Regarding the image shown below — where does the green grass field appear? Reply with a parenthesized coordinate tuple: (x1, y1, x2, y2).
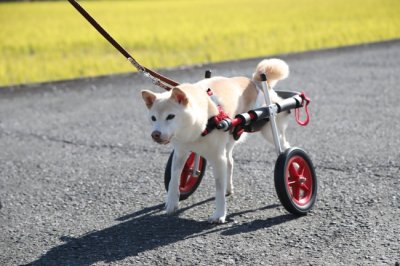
(1, 0, 400, 86)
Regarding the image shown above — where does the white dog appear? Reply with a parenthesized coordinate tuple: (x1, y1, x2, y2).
(141, 59, 290, 223)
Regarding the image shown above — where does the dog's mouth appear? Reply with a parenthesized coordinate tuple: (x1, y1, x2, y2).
(153, 139, 170, 145)
(152, 135, 172, 145)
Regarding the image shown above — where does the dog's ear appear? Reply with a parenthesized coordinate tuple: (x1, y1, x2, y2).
(171, 87, 188, 106)
(141, 90, 157, 109)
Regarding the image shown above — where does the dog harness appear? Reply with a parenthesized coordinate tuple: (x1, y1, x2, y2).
(201, 88, 230, 137)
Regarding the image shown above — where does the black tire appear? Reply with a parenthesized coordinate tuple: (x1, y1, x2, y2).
(164, 151, 207, 201)
(274, 147, 317, 215)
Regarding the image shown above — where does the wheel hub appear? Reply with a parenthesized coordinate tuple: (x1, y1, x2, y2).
(286, 155, 313, 206)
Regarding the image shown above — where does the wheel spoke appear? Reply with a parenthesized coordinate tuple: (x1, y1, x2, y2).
(180, 155, 195, 189)
(289, 163, 299, 178)
(180, 174, 188, 188)
(297, 162, 305, 177)
(292, 184, 301, 200)
(301, 183, 310, 193)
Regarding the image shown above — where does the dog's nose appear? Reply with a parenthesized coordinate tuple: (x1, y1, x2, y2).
(151, 130, 162, 140)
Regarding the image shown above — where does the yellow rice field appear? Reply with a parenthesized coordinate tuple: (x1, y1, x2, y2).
(0, 0, 399, 86)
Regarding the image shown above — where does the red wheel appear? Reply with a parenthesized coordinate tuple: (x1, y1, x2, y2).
(164, 151, 207, 201)
(274, 147, 317, 215)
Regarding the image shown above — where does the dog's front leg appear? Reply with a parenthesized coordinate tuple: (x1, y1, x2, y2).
(209, 155, 228, 224)
(165, 150, 187, 215)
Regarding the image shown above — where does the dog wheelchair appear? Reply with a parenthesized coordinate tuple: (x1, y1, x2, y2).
(164, 71, 317, 215)
(67, 0, 317, 216)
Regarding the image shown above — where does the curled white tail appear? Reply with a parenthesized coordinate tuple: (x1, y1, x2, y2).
(252, 58, 289, 88)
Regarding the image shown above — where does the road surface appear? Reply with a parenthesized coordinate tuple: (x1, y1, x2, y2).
(1, 40, 399, 265)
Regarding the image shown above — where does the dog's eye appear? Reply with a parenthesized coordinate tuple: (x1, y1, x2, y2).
(166, 114, 175, 121)
(151, 116, 156, 121)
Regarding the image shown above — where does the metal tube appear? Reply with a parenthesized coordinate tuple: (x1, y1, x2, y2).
(276, 95, 302, 113)
(260, 74, 283, 155)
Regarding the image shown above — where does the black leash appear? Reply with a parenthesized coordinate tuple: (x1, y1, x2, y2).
(67, 0, 179, 90)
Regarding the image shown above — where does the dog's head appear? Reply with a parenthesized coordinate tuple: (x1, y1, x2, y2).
(141, 87, 192, 145)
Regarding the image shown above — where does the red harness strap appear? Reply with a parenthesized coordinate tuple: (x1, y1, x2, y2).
(201, 89, 230, 136)
(295, 91, 311, 126)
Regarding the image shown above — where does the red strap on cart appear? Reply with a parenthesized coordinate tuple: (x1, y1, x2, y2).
(201, 89, 231, 136)
(295, 91, 311, 126)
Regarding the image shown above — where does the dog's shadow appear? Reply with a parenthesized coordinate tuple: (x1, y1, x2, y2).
(25, 199, 297, 265)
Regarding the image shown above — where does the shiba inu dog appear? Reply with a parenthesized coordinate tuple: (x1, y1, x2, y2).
(141, 59, 290, 223)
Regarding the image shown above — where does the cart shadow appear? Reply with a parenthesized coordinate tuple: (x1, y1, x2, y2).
(25, 199, 295, 266)
(222, 213, 297, 236)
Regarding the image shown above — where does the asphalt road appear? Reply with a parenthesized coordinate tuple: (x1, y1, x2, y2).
(1, 40, 399, 265)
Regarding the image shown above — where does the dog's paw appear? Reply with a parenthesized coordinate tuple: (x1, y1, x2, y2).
(165, 201, 179, 215)
(226, 184, 234, 196)
(208, 213, 226, 224)
(225, 189, 234, 197)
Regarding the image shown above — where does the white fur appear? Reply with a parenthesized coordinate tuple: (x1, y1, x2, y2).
(141, 58, 290, 223)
